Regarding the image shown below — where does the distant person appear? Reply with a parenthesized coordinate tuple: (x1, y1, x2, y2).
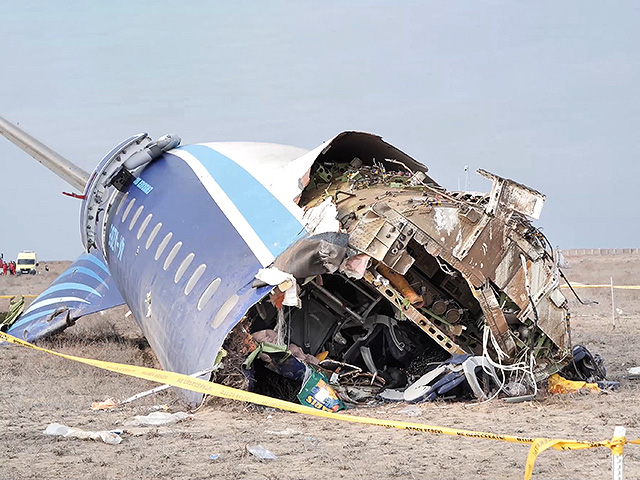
(0, 255, 4, 274)
(1, 262, 7, 276)
(9, 262, 16, 275)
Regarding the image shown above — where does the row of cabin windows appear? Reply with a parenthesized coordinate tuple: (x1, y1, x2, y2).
(117, 194, 227, 314)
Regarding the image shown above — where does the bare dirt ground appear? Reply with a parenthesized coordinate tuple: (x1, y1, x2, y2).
(1, 254, 639, 480)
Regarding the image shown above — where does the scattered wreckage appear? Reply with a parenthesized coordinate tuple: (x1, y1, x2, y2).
(217, 136, 586, 408)
(0, 116, 602, 409)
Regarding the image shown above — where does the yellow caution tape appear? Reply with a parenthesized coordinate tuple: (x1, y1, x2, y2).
(561, 284, 640, 290)
(1, 330, 637, 480)
(0, 295, 38, 299)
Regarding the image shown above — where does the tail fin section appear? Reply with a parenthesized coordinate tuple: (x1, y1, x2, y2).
(5, 250, 125, 342)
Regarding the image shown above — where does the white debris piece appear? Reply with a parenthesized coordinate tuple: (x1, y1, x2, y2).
(44, 423, 123, 445)
(125, 411, 190, 427)
(247, 445, 277, 460)
(302, 197, 340, 235)
(398, 405, 422, 417)
(255, 267, 299, 307)
(628, 367, 640, 379)
(265, 428, 302, 436)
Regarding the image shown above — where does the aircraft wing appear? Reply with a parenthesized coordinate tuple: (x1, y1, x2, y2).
(5, 250, 125, 342)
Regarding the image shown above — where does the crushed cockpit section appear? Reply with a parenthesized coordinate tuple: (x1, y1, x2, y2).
(219, 132, 576, 407)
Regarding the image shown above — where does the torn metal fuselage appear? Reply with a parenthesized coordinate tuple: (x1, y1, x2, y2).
(244, 133, 571, 398)
(2, 119, 572, 403)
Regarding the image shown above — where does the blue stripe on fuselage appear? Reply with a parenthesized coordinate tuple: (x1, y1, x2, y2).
(79, 253, 110, 275)
(56, 266, 109, 289)
(179, 145, 305, 258)
(10, 308, 59, 331)
(34, 282, 102, 300)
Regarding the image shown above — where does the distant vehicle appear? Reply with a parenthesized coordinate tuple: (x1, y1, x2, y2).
(16, 251, 37, 275)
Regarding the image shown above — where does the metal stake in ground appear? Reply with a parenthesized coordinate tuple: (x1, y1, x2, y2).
(611, 277, 616, 330)
(612, 425, 626, 480)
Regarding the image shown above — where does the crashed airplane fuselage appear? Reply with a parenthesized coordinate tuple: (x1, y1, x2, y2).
(1, 118, 570, 404)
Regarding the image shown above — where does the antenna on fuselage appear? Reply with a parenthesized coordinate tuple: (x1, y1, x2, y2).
(0, 115, 90, 192)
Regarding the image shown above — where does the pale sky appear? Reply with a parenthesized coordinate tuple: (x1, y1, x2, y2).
(1, 1, 639, 260)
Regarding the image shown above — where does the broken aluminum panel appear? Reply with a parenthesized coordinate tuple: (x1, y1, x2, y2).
(479, 169, 545, 220)
(470, 283, 516, 355)
(346, 206, 416, 275)
(362, 271, 466, 356)
(301, 152, 571, 372)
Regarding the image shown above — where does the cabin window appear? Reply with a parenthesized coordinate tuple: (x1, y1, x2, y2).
(146, 222, 162, 249)
(121, 197, 136, 222)
(155, 232, 173, 260)
(129, 205, 144, 231)
(197, 278, 221, 311)
(137, 213, 153, 240)
(115, 192, 129, 215)
(163, 241, 183, 270)
(174, 253, 195, 283)
(211, 294, 239, 328)
(185, 264, 206, 295)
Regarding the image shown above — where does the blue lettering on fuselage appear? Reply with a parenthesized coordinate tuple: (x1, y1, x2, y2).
(108, 224, 125, 260)
(133, 177, 154, 194)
